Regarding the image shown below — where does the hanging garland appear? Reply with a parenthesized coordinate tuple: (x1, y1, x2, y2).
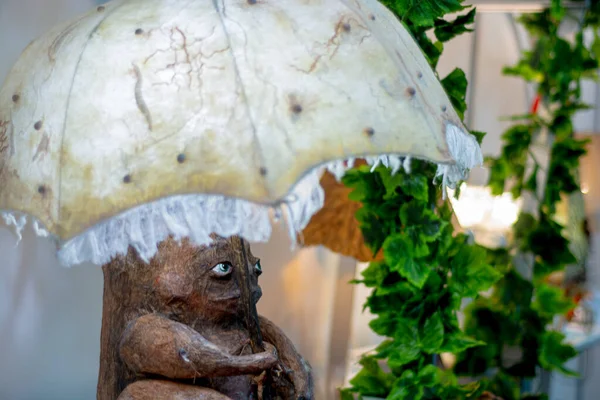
(341, 1, 501, 399)
(455, 1, 600, 399)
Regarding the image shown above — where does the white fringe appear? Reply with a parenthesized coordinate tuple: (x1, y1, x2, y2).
(435, 124, 483, 199)
(1, 141, 482, 267)
(1, 212, 27, 243)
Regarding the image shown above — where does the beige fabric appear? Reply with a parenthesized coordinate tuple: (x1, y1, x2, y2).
(0, 0, 475, 245)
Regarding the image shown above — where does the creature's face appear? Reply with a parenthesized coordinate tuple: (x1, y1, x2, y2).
(149, 236, 263, 320)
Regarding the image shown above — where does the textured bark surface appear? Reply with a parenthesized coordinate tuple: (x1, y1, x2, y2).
(97, 237, 312, 400)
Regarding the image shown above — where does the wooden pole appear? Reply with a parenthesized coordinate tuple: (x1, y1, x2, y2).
(230, 236, 273, 398)
(231, 235, 265, 352)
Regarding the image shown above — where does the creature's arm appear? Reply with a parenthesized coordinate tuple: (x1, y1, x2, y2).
(259, 315, 314, 400)
(119, 314, 277, 378)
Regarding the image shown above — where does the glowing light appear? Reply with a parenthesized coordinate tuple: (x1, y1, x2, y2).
(448, 184, 521, 244)
(581, 183, 589, 194)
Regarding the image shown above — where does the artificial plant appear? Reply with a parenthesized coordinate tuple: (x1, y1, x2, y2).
(455, 1, 600, 398)
(341, 2, 501, 399)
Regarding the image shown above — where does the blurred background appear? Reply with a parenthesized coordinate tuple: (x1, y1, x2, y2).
(1, 1, 600, 399)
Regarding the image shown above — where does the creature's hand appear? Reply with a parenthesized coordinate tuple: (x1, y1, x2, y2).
(231, 341, 278, 372)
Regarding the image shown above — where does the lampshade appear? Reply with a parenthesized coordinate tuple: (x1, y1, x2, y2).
(0, 0, 482, 266)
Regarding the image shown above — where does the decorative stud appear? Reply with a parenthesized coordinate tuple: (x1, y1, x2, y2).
(291, 104, 303, 114)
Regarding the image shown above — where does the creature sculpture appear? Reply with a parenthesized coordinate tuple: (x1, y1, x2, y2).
(97, 236, 313, 400)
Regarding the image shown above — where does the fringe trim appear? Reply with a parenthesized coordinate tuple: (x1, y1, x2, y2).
(1, 143, 482, 267)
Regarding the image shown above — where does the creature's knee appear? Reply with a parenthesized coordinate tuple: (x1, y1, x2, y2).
(117, 380, 232, 400)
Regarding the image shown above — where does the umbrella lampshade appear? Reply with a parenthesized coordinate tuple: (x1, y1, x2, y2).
(0, 0, 482, 267)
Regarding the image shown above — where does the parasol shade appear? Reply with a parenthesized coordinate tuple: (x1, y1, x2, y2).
(0, 0, 482, 266)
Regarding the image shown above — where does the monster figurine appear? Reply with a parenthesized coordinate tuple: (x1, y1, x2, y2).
(97, 236, 313, 400)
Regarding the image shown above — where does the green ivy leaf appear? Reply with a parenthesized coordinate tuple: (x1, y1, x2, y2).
(360, 261, 389, 288)
(441, 332, 486, 353)
(545, 138, 589, 213)
(418, 364, 440, 386)
(592, 32, 600, 60)
(503, 61, 545, 82)
(470, 130, 486, 145)
(377, 168, 406, 201)
(441, 68, 468, 119)
(487, 158, 508, 196)
(388, 367, 443, 399)
(398, 173, 429, 202)
(383, 342, 421, 369)
(524, 164, 539, 193)
(342, 167, 383, 203)
(522, 395, 549, 400)
(389, 370, 423, 400)
(384, 234, 432, 288)
(550, 0, 565, 20)
(450, 245, 502, 297)
(526, 214, 576, 268)
(492, 270, 534, 311)
(410, 29, 442, 68)
(369, 313, 398, 337)
(434, 8, 476, 42)
(421, 312, 445, 353)
(381, 0, 466, 27)
(400, 201, 444, 243)
(487, 372, 521, 400)
(514, 212, 537, 242)
(349, 357, 394, 397)
(539, 331, 578, 376)
(354, 208, 389, 256)
(339, 388, 355, 400)
(439, 381, 483, 399)
(375, 338, 420, 369)
(532, 284, 575, 318)
(534, 260, 565, 279)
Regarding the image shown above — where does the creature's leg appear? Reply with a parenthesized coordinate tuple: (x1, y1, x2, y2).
(119, 314, 278, 379)
(117, 380, 232, 400)
(259, 315, 314, 399)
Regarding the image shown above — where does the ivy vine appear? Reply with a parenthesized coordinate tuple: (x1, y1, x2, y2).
(341, 1, 500, 398)
(455, 1, 600, 399)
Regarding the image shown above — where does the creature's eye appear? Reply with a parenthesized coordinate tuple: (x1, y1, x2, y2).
(254, 261, 262, 276)
(211, 262, 233, 277)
